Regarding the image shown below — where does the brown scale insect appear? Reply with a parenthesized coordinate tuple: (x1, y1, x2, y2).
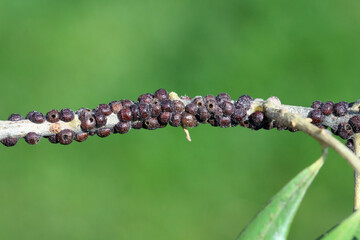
(309, 109, 324, 124)
(114, 121, 131, 134)
(46, 110, 60, 123)
(216, 93, 231, 104)
(120, 99, 134, 109)
(138, 93, 154, 104)
(80, 113, 96, 131)
(60, 108, 75, 122)
(109, 101, 123, 114)
(154, 88, 169, 101)
(150, 103, 162, 117)
(97, 128, 112, 138)
(139, 103, 151, 120)
(97, 104, 112, 116)
(118, 108, 132, 122)
(221, 101, 235, 116)
(333, 102, 348, 117)
(170, 113, 182, 127)
(48, 135, 59, 144)
(158, 112, 172, 125)
(181, 113, 197, 128)
(30, 112, 45, 124)
(205, 100, 217, 113)
(94, 112, 107, 127)
(235, 95, 253, 111)
(173, 100, 185, 113)
(8, 114, 23, 121)
(161, 100, 173, 112)
(144, 117, 160, 130)
(185, 103, 197, 115)
(75, 132, 89, 142)
(1, 137, 19, 147)
(192, 97, 205, 108)
(57, 129, 75, 145)
(25, 132, 41, 145)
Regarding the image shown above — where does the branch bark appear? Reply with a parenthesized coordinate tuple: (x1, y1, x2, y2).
(353, 134, 360, 211)
(263, 100, 360, 174)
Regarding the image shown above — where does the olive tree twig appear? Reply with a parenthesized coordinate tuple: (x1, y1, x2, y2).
(1, 92, 360, 176)
(353, 134, 360, 211)
(263, 99, 360, 174)
(0, 96, 355, 141)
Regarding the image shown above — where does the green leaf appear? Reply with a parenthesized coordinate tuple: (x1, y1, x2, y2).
(318, 210, 360, 240)
(237, 149, 327, 240)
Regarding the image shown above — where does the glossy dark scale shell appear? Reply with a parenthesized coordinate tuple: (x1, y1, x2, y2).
(46, 110, 60, 123)
(309, 109, 324, 124)
(114, 121, 131, 134)
(1, 137, 19, 147)
(60, 108, 75, 122)
(25, 132, 41, 145)
(333, 102, 348, 117)
(8, 114, 23, 121)
(235, 95, 253, 111)
(57, 129, 75, 145)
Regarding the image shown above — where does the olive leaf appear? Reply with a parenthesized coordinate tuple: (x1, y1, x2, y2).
(237, 149, 327, 240)
(317, 209, 360, 240)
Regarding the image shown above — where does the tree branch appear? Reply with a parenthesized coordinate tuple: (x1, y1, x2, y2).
(263, 100, 360, 173)
(1, 91, 359, 174)
(0, 96, 355, 140)
(353, 134, 360, 211)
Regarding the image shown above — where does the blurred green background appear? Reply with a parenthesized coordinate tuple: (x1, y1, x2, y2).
(0, 0, 359, 239)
